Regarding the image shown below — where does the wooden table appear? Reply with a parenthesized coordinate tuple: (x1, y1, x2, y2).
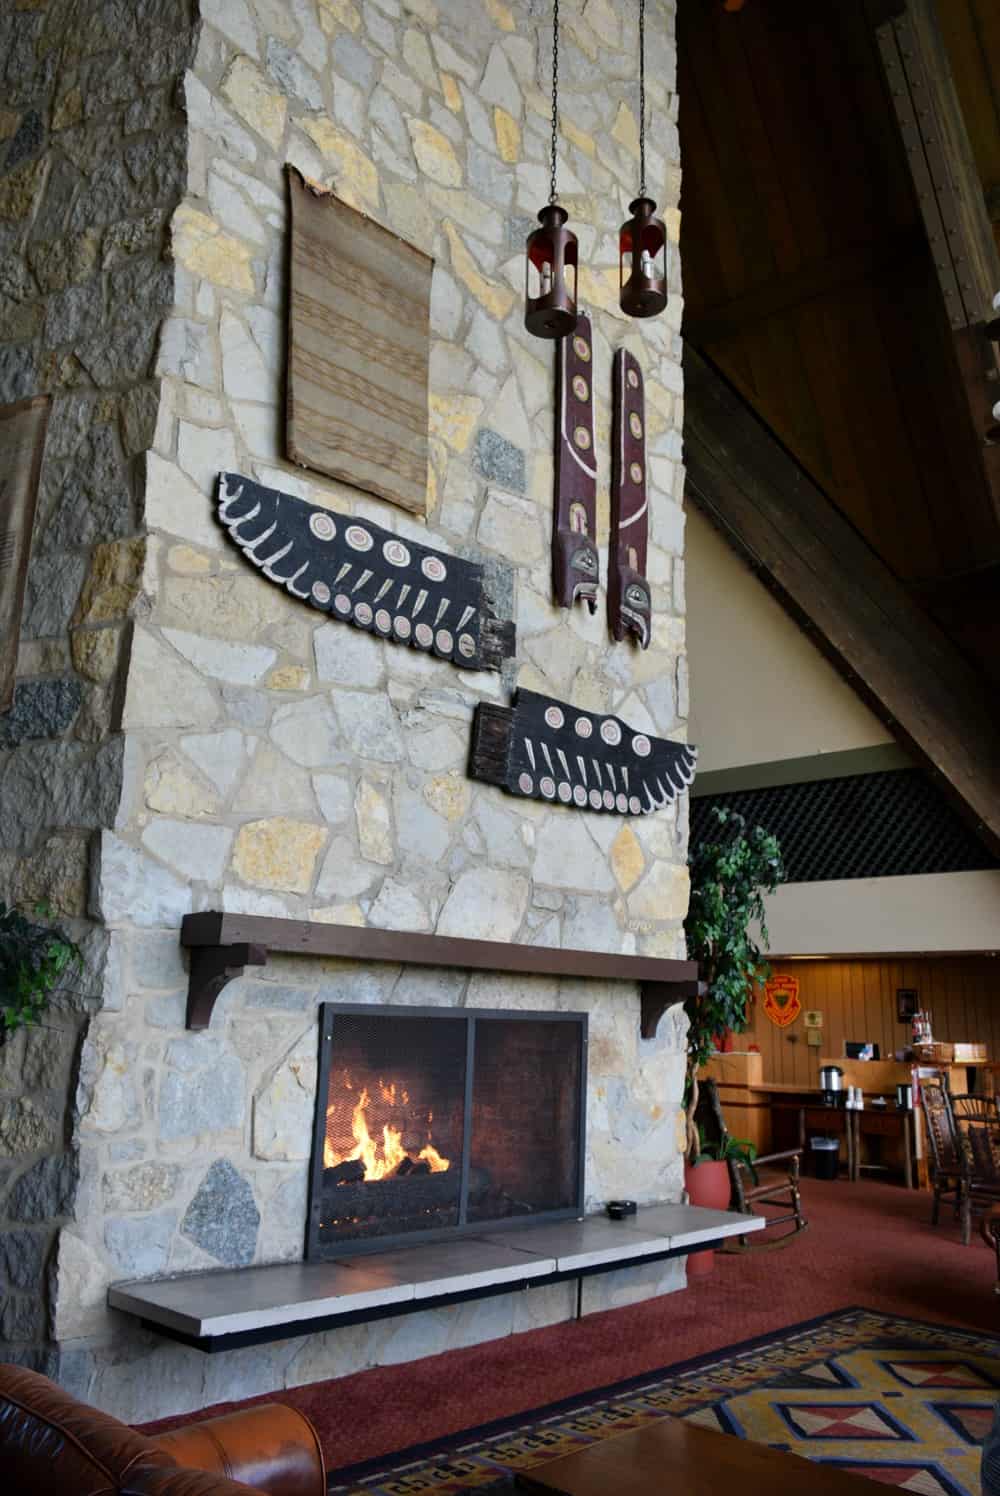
(847, 1105, 916, 1189)
(516, 1418, 876, 1494)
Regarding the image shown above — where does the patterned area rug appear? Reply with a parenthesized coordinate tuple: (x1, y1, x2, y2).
(327, 1308, 1000, 1495)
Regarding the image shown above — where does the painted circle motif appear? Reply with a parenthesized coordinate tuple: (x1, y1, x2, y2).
(573, 426, 591, 451)
(309, 511, 337, 542)
(415, 622, 434, 648)
(457, 633, 476, 658)
(600, 719, 622, 747)
(422, 555, 447, 583)
(544, 704, 565, 730)
(540, 776, 556, 799)
(311, 580, 331, 605)
(629, 461, 643, 485)
(616, 793, 629, 814)
(629, 795, 643, 816)
(393, 616, 412, 639)
(345, 524, 373, 552)
(435, 628, 453, 654)
(354, 602, 373, 626)
(334, 593, 352, 615)
(588, 788, 603, 810)
(627, 367, 639, 389)
(374, 608, 392, 633)
(573, 335, 590, 362)
(574, 716, 593, 739)
(632, 734, 652, 758)
(558, 782, 572, 803)
(383, 539, 411, 567)
(518, 772, 534, 795)
(602, 789, 615, 811)
(629, 412, 643, 440)
(572, 375, 589, 403)
(573, 785, 587, 807)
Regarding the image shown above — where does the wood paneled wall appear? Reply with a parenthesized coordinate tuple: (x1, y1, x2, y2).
(742, 956, 1000, 1087)
(938, 0, 1000, 251)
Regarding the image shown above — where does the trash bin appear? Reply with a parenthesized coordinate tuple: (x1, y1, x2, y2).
(810, 1136, 840, 1180)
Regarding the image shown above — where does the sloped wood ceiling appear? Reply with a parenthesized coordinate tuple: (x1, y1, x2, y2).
(684, 344, 1000, 857)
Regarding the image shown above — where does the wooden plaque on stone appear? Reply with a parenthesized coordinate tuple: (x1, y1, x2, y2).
(286, 167, 433, 517)
(0, 396, 50, 713)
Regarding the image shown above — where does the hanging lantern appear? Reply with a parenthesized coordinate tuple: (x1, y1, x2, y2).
(525, 0, 578, 340)
(620, 0, 668, 320)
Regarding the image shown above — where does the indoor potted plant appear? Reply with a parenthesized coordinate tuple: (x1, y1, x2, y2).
(0, 902, 83, 1040)
(682, 807, 783, 1256)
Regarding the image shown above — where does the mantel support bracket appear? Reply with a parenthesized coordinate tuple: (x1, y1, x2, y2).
(639, 980, 704, 1040)
(186, 944, 268, 1031)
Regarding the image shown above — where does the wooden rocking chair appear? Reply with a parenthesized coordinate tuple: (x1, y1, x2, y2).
(695, 1079, 808, 1250)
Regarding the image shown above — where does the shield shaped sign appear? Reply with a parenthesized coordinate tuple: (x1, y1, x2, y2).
(763, 974, 801, 1029)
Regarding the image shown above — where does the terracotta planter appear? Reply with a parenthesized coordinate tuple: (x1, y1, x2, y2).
(684, 1159, 731, 1278)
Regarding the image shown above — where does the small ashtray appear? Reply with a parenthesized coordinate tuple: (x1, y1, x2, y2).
(606, 1200, 637, 1220)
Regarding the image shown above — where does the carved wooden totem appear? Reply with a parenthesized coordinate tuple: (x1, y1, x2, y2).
(470, 689, 697, 816)
(552, 311, 599, 612)
(216, 472, 515, 672)
(609, 348, 652, 648)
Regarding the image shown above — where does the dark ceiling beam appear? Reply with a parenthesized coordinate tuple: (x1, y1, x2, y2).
(683, 342, 1000, 857)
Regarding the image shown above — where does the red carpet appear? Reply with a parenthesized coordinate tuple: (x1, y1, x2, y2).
(141, 1177, 999, 1471)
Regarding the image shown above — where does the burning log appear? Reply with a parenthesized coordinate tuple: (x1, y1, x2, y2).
(325, 1160, 365, 1187)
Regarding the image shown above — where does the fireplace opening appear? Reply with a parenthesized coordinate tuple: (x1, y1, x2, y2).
(307, 1005, 587, 1259)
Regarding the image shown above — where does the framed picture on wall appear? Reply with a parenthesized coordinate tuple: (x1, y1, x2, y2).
(897, 988, 918, 1023)
(0, 396, 50, 713)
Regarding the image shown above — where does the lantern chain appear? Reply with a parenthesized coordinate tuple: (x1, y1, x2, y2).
(639, 0, 646, 198)
(550, 0, 560, 204)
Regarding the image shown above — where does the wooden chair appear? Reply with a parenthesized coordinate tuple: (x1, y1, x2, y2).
(982, 1205, 1000, 1295)
(951, 1093, 1000, 1128)
(695, 1079, 807, 1250)
(957, 1115, 1000, 1247)
(920, 1076, 967, 1235)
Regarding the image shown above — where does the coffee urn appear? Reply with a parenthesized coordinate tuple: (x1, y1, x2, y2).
(820, 1064, 845, 1107)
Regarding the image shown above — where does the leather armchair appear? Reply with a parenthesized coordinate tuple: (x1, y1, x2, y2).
(0, 1364, 325, 1495)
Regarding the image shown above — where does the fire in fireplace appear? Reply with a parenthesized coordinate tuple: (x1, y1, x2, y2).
(307, 1005, 587, 1258)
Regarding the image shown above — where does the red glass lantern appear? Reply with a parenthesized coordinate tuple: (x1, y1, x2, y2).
(619, 196, 667, 319)
(525, 203, 578, 340)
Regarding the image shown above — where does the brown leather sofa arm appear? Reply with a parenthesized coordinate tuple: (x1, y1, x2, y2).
(0, 1364, 325, 1496)
(150, 1404, 325, 1495)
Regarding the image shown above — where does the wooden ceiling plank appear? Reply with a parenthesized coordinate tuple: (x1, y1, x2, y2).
(683, 345, 1000, 853)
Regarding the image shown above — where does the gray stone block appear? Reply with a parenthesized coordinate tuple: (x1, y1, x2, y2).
(8, 1155, 79, 1222)
(473, 428, 526, 494)
(159, 1051, 245, 1141)
(4, 109, 44, 173)
(105, 1209, 176, 1276)
(0, 740, 124, 856)
(21, 552, 88, 639)
(181, 1160, 260, 1267)
(0, 679, 83, 749)
(0, 1228, 49, 1290)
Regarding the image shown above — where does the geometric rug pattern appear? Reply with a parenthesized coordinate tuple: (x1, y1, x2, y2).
(327, 1309, 1000, 1494)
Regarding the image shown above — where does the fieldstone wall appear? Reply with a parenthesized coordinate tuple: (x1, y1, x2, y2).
(38, 0, 692, 1420)
(0, 0, 198, 1377)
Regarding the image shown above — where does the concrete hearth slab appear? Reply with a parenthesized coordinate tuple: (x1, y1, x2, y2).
(627, 1203, 766, 1249)
(478, 1216, 673, 1272)
(107, 1259, 414, 1338)
(346, 1237, 557, 1298)
(108, 1205, 764, 1344)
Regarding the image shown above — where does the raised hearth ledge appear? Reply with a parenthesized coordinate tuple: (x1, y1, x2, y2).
(179, 912, 701, 1035)
(108, 1206, 764, 1352)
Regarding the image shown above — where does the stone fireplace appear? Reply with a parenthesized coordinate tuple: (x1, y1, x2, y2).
(308, 1005, 586, 1257)
(1, 0, 692, 1430)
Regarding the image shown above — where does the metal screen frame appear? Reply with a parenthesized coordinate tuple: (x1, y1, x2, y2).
(306, 1004, 588, 1261)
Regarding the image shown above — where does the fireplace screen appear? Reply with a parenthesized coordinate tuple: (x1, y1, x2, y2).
(307, 1005, 587, 1258)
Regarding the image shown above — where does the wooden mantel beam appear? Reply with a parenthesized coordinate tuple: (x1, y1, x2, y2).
(180, 912, 700, 1036)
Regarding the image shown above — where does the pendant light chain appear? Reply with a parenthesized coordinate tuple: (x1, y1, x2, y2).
(549, 0, 560, 204)
(639, 0, 646, 197)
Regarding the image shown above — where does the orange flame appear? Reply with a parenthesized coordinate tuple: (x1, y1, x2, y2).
(324, 1084, 449, 1179)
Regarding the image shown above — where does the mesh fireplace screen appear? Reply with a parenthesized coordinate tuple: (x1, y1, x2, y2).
(307, 1005, 586, 1258)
